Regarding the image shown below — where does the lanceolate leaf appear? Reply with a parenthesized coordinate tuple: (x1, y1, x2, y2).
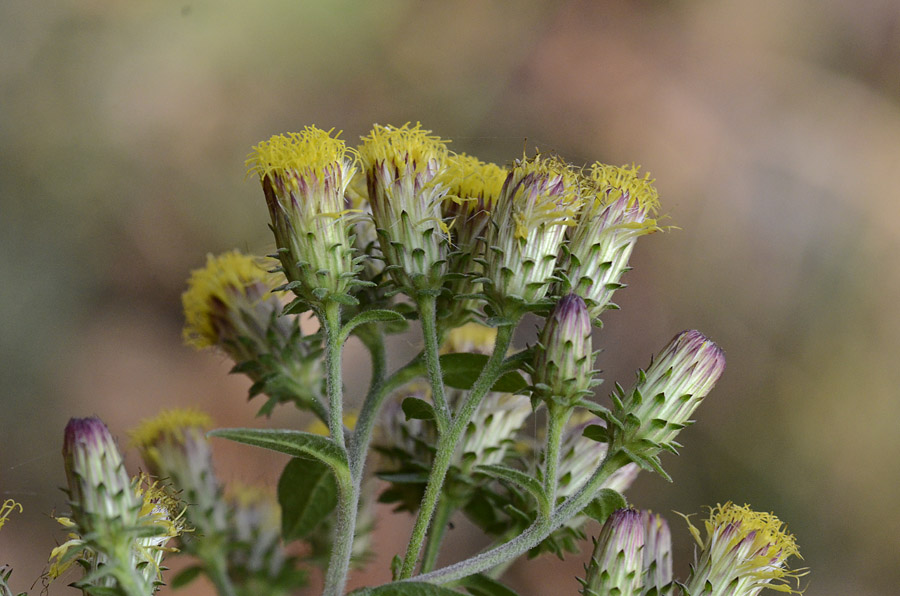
(278, 457, 338, 541)
(208, 428, 348, 474)
(475, 464, 548, 510)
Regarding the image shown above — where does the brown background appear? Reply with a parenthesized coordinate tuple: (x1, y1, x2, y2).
(2, 1, 899, 594)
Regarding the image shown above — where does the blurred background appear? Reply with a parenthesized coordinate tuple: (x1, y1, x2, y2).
(2, 0, 899, 594)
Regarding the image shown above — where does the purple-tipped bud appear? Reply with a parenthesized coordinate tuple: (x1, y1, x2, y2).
(581, 508, 644, 596)
(532, 294, 596, 407)
(63, 417, 138, 528)
(641, 511, 673, 594)
(614, 330, 725, 453)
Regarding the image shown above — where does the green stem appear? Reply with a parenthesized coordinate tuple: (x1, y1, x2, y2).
(399, 322, 518, 579)
(322, 300, 345, 449)
(542, 403, 572, 511)
(408, 450, 633, 585)
(322, 470, 356, 596)
(416, 294, 451, 428)
(420, 496, 456, 574)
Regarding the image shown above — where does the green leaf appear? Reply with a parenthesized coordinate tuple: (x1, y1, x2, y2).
(170, 565, 203, 589)
(278, 457, 338, 541)
(351, 583, 465, 596)
(475, 464, 548, 509)
(582, 488, 627, 523)
(440, 353, 529, 394)
(582, 424, 609, 444)
(454, 574, 521, 596)
(402, 397, 436, 421)
(208, 428, 348, 474)
(341, 309, 407, 341)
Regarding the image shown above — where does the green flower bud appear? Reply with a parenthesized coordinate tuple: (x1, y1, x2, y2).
(532, 294, 596, 407)
(247, 127, 359, 305)
(357, 123, 451, 296)
(581, 508, 644, 596)
(482, 155, 582, 316)
(563, 164, 661, 320)
(640, 511, 674, 596)
(611, 330, 725, 455)
(682, 503, 804, 596)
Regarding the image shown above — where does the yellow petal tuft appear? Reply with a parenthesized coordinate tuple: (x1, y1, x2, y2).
(181, 251, 275, 349)
(129, 408, 214, 449)
(246, 127, 352, 185)
(589, 163, 660, 213)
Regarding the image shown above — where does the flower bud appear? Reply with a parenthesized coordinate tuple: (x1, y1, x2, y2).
(581, 508, 644, 596)
(640, 511, 673, 595)
(52, 418, 183, 591)
(130, 409, 228, 540)
(357, 123, 451, 296)
(612, 330, 725, 455)
(182, 251, 325, 416)
(63, 417, 138, 529)
(682, 503, 804, 595)
(437, 153, 507, 328)
(532, 294, 596, 407)
(247, 127, 359, 304)
(482, 155, 582, 315)
(563, 164, 661, 319)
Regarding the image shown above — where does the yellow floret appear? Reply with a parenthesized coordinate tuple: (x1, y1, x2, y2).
(589, 163, 660, 213)
(508, 155, 581, 241)
(246, 127, 352, 185)
(181, 251, 273, 349)
(129, 408, 214, 449)
(357, 122, 449, 175)
(440, 153, 507, 211)
(0, 498, 22, 531)
(441, 323, 498, 355)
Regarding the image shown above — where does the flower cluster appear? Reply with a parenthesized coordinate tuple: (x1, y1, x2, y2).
(26, 121, 803, 596)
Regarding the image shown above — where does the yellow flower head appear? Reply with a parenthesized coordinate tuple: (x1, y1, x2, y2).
(683, 502, 804, 594)
(356, 123, 452, 294)
(482, 154, 582, 308)
(357, 122, 449, 177)
(588, 163, 660, 214)
(247, 127, 354, 192)
(181, 251, 276, 349)
(440, 153, 507, 215)
(129, 408, 213, 450)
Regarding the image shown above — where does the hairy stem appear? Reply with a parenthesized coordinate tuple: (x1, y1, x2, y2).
(416, 294, 451, 428)
(399, 322, 517, 579)
(409, 449, 633, 585)
(322, 300, 345, 449)
(420, 496, 455, 574)
(322, 470, 356, 596)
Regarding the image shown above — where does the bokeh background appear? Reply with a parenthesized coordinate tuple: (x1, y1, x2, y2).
(2, 1, 899, 594)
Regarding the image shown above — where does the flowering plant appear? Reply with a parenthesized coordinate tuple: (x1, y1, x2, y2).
(1, 124, 804, 596)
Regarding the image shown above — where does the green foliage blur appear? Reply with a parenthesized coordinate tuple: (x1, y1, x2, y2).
(1, 1, 898, 594)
